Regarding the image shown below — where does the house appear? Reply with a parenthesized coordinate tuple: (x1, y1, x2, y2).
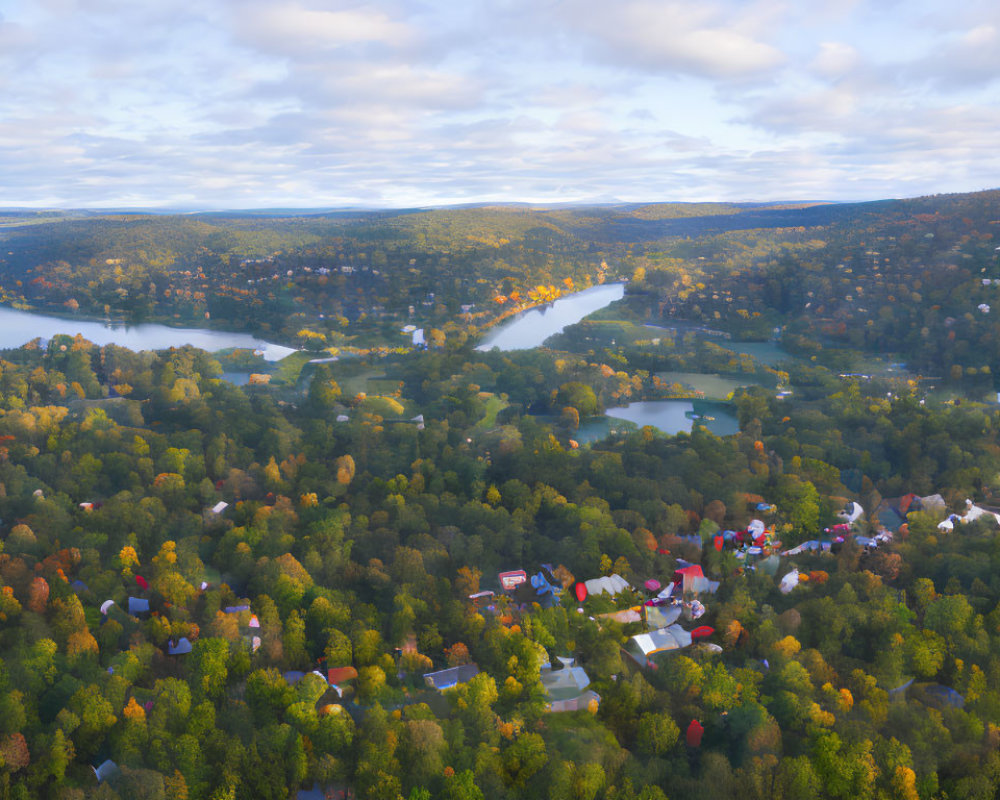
(961, 501, 1000, 525)
(423, 663, 480, 690)
(211, 501, 229, 514)
(327, 666, 359, 686)
(127, 597, 149, 616)
(167, 638, 193, 655)
(920, 494, 947, 513)
(93, 760, 119, 783)
(673, 566, 719, 596)
(584, 573, 631, 597)
(644, 604, 682, 630)
(939, 499, 1000, 531)
(498, 570, 528, 592)
(510, 567, 562, 608)
(625, 625, 692, 667)
(837, 501, 864, 524)
(540, 658, 599, 712)
(876, 494, 938, 532)
(782, 540, 831, 556)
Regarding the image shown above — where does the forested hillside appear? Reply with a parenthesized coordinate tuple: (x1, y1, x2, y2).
(2, 191, 1000, 798)
(3, 192, 1000, 393)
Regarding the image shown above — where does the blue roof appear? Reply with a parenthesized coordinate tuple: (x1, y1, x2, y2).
(127, 597, 150, 615)
(167, 638, 192, 655)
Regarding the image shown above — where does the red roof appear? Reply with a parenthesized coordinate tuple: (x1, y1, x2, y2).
(675, 565, 704, 579)
(327, 666, 358, 685)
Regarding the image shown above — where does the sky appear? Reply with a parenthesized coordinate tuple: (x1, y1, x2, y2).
(2, 0, 1000, 209)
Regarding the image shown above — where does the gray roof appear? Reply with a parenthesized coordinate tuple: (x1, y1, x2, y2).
(540, 664, 592, 702)
(646, 604, 682, 630)
(93, 760, 119, 783)
(550, 689, 600, 713)
(627, 625, 693, 663)
(423, 663, 480, 690)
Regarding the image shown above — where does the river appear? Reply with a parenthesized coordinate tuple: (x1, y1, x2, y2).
(0, 306, 295, 361)
(476, 283, 626, 351)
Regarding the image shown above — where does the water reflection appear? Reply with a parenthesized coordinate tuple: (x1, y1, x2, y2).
(476, 283, 625, 351)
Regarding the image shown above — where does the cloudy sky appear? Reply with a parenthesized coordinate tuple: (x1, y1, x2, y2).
(2, 0, 999, 208)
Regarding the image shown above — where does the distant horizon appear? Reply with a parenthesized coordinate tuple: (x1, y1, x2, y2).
(5, 189, 996, 216)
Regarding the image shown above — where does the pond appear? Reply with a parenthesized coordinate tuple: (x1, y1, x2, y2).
(0, 306, 295, 361)
(476, 283, 626, 351)
(220, 371, 252, 386)
(574, 400, 740, 443)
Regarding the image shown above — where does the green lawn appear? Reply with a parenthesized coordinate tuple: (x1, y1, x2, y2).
(271, 350, 314, 385)
(476, 393, 508, 428)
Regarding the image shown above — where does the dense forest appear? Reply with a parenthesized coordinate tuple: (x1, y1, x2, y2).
(4, 192, 1000, 393)
(3, 191, 1000, 798)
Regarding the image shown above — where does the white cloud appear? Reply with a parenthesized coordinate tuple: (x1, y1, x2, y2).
(809, 42, 860, 79)
(233, 3, 414, 54)
(0, 0, 998, 207)
(560, 0, 786, 80)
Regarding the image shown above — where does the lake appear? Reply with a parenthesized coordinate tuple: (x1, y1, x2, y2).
(0, 306, 295, 361)
(476, 283, 626, 351)
(575, 400, 740, 442)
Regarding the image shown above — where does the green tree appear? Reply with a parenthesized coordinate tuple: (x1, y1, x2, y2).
(190, 638, 229, 700)
(555, 382, 599, 417)
(636, 711, 680, 756)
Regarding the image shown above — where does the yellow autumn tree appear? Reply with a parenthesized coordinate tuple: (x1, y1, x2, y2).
(335, 455, 356, 485)
(264, 456, 282, 489)
(66, 630, 99, 662)
(773, 636, 801, 659)
(123, 696, 146, 723)
(892, 766, 919, 800)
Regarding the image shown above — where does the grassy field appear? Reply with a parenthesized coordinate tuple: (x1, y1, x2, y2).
(271, 351, 315, 386)
(476, 393, 508, 428)
(656, 371, 753, 400)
